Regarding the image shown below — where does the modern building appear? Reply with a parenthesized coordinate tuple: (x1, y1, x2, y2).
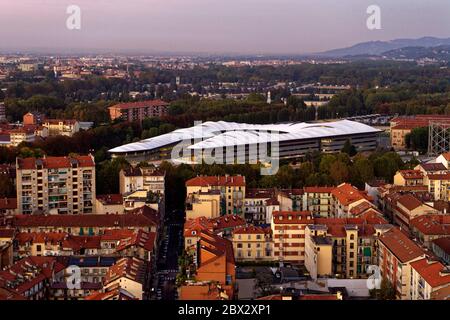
(109, 120, 381, 165)
(108, 100, 169, 122)
(16, 155, 96, 214)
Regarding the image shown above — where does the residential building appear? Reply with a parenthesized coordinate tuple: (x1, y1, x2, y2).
(393, 170, 424, 186)
(95, 194, 124, 214)
(231, 226, 272, 262)
(16, 155, 96, 214)
(302, 187, 334, 217)
(271, 211, 314, 264)
(119, 166, 165, 195)
(410, 215, 450, 248)
(12, 205, 160, 235)
(378, 227, 425, 300)
(431, 237, 450, 265)
(331, 183, 373, 218)
(42, 119, 80, 137)
(186, 175, 245, 216)
(108, 100, 169, 122)
(392, 194, 438, 231)
(410, 258, 450, 300)
(0, 256, 66, 300)
(424, 173, 450, 201)
(186, 190, 221, 220)
(305, 225, 333, 279)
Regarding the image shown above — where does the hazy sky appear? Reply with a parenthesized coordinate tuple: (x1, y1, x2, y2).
(0, 0, 449, 54)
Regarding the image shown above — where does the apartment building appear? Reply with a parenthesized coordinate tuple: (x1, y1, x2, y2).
(180, 230, 236, 300)
(306, 212, 389, 279)
(410, 258, 450, 300)
(100, 257, 148, 300)
(410, 215, 450, 248)
(331, 183, 373, 218)
(95, 194, 124, 214)
(271, 211, 314, 264)
(424, 173, 450, 201)
(186, 175, 245, 216)
(0, 256, 66, 300)
(186, 190, 221, 220)
(302, 187, 334, 217)
(108, 100, 169, 122)
(12, 205, 160, 235)
(393, 170, 424, 187)
(304, 225, 333, 279)
(392, 194, 438, 231)
(16, 155, 96, 214)
(119, 166, 165, 195)
(232, 226, 272, 262)
(378, 227, 425, 300)
(42, 119, 80, 137)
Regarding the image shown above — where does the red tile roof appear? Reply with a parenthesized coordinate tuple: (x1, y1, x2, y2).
(233, 225, 267, 235)
(397, 194, 424, 211)
(186, 175, 245, 187)
(410, 215, 450, 235)
(13, 207, 159, 229)
(379, 227, 424, 263)
(397, 170, 424, 180)
(104, 257, 147, 286)
(410, 259, 450, 288)
(304, 186, 334, 193)
(331, 183, 371, 206)
(211, 214, 247, 231)
(17, 155, 94, 170)
(116, 230, 156, 252)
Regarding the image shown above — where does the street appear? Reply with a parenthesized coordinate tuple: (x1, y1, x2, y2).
(153, 210, 184, 300)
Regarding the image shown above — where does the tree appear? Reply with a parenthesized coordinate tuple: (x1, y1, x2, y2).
(329, 160, 349, 185)
(254, 272, 275, 297)
(370, 277, 396, 300)
(341, 139, 357, 156)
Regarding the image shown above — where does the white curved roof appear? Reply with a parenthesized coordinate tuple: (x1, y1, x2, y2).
(108, 120, 381, 153)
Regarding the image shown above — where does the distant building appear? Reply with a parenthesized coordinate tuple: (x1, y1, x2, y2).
(108, 100, 169, 122)
(231, 225, 272, 262)
(16, 155, 96, 214)
(42, 119, 80, 137)
(23, 111, 44, 126)
(390, 115, 450, 150)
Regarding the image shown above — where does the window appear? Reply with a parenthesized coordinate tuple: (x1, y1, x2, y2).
(36, 245, 42, 252)
(350, 234, 355, 240)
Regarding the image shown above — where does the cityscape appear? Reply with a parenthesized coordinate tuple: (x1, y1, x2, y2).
(0, 0, 449, 307)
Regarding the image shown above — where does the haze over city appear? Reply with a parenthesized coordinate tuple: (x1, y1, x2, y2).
(1, 0, 450, 54)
